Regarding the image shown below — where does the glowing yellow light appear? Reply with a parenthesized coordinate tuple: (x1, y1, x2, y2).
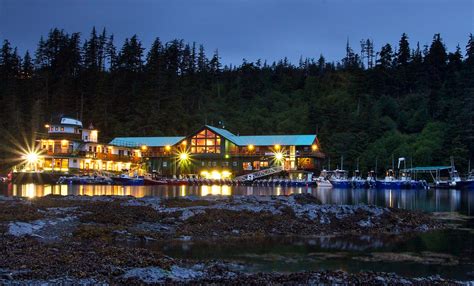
(141, 145, 148, 151)
(200, 170, 209, 178)
(211, 170, 221, 180)
(248, 144, 254, 151)
(25, 152, 39, 163)
(312, 144, 318, 151)
(44, 124, 50, 128)
(274, 144, 281, 150)
(222, 170, 232, 179)
(181, 141, 187, 146)
(275, 152, 284, 161)
(61, 139, 68, 147)
(165, 145, 171, 151)
(179, 152, 189, 161)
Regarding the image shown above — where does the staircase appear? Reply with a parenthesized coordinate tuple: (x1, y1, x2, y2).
(234, 166, 284, 181)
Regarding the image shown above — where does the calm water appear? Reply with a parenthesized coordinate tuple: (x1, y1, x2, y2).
(2, 183, 474, 280)
(1, 183, 473, 216)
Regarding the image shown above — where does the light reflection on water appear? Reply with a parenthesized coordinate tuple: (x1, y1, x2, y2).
(1, 184, 473, 216)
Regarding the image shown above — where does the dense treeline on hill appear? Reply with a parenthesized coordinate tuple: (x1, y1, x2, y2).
(0, 28, 473, 173)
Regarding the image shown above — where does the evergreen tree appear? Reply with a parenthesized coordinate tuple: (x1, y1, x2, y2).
(397, 33, 410, 66)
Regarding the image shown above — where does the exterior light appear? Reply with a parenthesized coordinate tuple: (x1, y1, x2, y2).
(179, 152, 189, 161)
(141, 145, 148, 151)
(248, 144, 254, 151)
(44, 124, 50, 128)
(25, 152, 39, 164)
(225, 154, 230, 159)
(274, 144, 281, 150)
(275, 152, 284, 161)
(165, 145, 171, 151)
(181, 141, 187, 146)
(222, 170, 232, 178)
(312, 144, 318, 151)
(211, 170, 221, 180)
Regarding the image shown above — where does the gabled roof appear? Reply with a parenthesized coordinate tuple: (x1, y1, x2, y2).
(109, 136, 185, 147)
(204, 125, 240, 145)
(205, 125, 316, 146)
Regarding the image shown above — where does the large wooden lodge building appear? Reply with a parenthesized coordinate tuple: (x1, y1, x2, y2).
(19, 117, 324, 179)
(111, 125, 325, 179)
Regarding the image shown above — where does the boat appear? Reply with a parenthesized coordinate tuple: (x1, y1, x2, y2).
(375, 169, 404, 189)
(143, 177, 168, 185)
(434, 168, 461, 189)
(366, 171, 377, 188)
(314, 170, 332, 188)
(457, 170, 474, 190)
(329, 169, 352, 188)
(351, 170, 367, 188)
(112, 174, 144, 186)
(58, 175, 113, 185)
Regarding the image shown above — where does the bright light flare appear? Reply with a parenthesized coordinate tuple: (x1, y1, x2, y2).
(179, 152, 189, 161)
(24, 152, 39, 163)
(274, 152, 284, 161)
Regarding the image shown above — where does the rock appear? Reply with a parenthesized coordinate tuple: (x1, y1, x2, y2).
(122, 267, 167, 283)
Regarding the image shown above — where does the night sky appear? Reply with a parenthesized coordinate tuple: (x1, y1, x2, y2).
(1, 0, 473, 65)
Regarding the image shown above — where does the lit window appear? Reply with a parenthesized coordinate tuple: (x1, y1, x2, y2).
(60, 127, 64, 131)
(190, 129, 221, 154)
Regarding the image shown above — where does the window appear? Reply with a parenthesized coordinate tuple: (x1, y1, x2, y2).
(212, 161, 216, 167)
(89, 146, 92, 152)
(232, 161, 237, 167)
(202, 161, 206, 167)
(60, 127, 64, 131)
(55, 127, 58, 131)
(163, 162, 168, 167)
(222, 162, 229, 167)
(190, 129, 221, 154)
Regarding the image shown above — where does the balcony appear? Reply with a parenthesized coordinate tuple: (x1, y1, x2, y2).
(79, 151, 141, 163)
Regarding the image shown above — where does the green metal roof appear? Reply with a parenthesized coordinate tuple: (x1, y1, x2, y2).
(402, 166, 453, 172)
(109, 136, 185, 147)
(206, 125, 317, 146)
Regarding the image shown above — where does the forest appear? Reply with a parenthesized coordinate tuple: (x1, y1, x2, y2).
(0, 28, 473, 173)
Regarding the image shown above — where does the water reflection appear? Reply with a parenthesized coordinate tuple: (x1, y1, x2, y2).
(1, 184, 473, 216)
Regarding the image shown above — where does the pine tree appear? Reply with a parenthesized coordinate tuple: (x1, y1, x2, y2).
(376, 44, 393, 68)
(397, 33, 410, 66)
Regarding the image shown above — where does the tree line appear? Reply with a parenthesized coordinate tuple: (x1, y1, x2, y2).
(0, 27, 473, 173)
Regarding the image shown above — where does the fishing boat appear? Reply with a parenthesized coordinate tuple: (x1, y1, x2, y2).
(457, 170, 474, 190)
(329, 169, 351, 188)
(112, 174, 144, 186)
(366, 171, 377, 188)
(376, 169, 404, 189)
(351, 170, 367, 188)
(435, 168, 461, 189)
(314, 170, 332, 188)
(329, 156, 351, 188)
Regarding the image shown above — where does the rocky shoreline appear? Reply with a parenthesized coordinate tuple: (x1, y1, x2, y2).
(0, 194, 464, 285)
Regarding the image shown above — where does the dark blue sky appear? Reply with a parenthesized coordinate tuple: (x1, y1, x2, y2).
(1, 0, 473, 65)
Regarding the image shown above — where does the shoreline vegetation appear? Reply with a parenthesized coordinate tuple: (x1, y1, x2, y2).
(0, 194, 464, 284)
(1, 30, 473, 174)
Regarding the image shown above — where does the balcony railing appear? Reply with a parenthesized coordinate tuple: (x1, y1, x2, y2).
(41, 150, 141, 163)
